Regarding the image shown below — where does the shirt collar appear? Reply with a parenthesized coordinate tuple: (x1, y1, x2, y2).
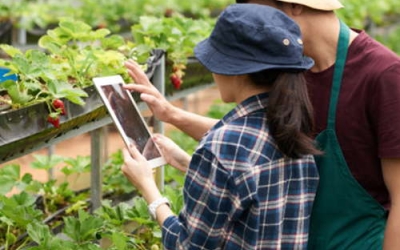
(218, 93, 269, 126)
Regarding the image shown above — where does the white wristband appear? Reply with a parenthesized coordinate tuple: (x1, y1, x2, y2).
(148, 197, 170, 220)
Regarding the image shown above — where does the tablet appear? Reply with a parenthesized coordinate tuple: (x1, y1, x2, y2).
(93, 75, 166, 168)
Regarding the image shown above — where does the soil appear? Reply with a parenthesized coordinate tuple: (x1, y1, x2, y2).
(0, 86, 221, 191)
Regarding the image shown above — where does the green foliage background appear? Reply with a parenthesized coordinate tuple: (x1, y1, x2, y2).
(337, 0, 400, 54)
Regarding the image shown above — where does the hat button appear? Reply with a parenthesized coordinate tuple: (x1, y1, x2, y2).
(283, 39, 290, 46)
(297, 38, 303, 45)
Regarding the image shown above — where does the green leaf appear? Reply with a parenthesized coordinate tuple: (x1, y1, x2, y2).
(1, 192, 43, 227)
(30, 154, 66, 171)
(61, 89, 87, 105)
(0, 59, 18, 74)
(0, 164, 20, 180)
(47, 80, 88, 105)
(0, 44, 22, 57)
(27, 222, 52, 245)
(27, 221, 77, 249)
(112, 231, 128, 250)
(12, 54, 31, 75)
(91, 28, 111, 40)
(21, 173, 33, 184)
(0, 216, 14, 226)
(1, 80, 32, 105)
(101, 34, 126, 50)
(61, 155, 91, 175)
(38, 35, 64, 53)
(0, 164, 20, 195)
(63, 210, 103, 243)
(59, 19, 92, 39)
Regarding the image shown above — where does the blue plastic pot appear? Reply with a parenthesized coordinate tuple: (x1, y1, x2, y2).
(0, 67, 17, 83)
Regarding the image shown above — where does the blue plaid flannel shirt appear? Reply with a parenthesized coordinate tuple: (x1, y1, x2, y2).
(162, 93, 319, 249)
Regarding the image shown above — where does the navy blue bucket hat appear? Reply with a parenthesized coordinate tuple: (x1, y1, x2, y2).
(194, 4, 314, 75)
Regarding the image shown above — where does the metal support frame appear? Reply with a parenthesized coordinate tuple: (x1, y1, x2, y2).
(90, 126, 107, 211)
(150, 55, 165, 191)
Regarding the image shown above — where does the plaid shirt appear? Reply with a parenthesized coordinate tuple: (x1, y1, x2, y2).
(162, 93, 319, 249)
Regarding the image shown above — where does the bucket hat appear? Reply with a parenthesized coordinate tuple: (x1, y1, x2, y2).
(277, 0, 343, 11)
(194, 4, 314, 76)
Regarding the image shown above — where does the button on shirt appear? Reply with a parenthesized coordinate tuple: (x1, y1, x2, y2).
(162, 93, 319, 249)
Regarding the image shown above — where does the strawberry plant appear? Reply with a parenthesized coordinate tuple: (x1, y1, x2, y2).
(337, 0, 400, 28)
(0, 18, 146, 127)
(0, 138, 190, 249)
(9, 0, 232, 34)
(0, 191, 44, 249)
(131, 15, 215, 89)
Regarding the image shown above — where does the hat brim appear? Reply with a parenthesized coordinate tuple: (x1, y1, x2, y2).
(277, 0, 343, 11)
(194, 39, 314, 76)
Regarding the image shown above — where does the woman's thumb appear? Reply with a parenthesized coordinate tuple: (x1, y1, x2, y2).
(127, 143, 141, 159)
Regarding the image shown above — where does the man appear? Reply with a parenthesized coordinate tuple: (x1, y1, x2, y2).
(233, 1, 400, 249)
(124, 1, 400, 248)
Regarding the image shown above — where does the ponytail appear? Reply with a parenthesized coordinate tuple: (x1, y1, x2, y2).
(249, 69, 321, 158)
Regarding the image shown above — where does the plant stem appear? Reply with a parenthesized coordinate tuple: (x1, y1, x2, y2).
(5, 225, 10, 250)
(0, 96, 12, 105)
(15, 238, 29, 250)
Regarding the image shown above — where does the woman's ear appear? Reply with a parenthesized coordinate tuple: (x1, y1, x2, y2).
(290, 3, 304, 16)
(279, 2, 304, 18)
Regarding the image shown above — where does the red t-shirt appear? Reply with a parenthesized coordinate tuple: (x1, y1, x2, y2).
(306, 31, 400, 209)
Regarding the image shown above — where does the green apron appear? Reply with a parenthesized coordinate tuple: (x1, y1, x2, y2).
(307, 21, 387, 250)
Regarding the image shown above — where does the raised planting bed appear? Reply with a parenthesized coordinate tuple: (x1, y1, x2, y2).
(0, 85, 107, 162)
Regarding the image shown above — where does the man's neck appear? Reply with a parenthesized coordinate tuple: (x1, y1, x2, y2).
(302, 15, 359, 73)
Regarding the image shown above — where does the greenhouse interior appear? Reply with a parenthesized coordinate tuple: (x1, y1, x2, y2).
(0, 0, 399, 249)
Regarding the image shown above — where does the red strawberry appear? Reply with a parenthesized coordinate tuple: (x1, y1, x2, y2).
(52, 99, 66, 115)
(97, 23, 107, 29)
(164, 8, 174, 17)
(47, 114, 60, 128)
(170, 74, 182, 89)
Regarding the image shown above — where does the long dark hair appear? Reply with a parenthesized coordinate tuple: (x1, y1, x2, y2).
(249, 69, 321, 158)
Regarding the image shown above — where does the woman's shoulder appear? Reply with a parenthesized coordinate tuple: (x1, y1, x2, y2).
(204, 115, 268, 145)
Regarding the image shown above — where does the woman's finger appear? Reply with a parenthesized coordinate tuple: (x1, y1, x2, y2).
(123, 84, 161, 98)
(126, 69, 150, 85)
(127, 143, 143, 160)
(125, 60, 152, 86)
(152, 134, 168, 147)
(122, 147, 133, 161)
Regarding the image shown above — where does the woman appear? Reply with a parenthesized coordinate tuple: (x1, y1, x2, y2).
(122, 4, 320, 249)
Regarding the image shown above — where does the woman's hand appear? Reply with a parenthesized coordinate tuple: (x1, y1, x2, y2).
(122, 144, 174, 225)
(122, 144, 158, 196)
(124, 59, 177, 124)
(153, 134, 191, 173)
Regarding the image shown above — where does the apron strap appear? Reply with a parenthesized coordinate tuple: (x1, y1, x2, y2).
(327, 20, 350, 129)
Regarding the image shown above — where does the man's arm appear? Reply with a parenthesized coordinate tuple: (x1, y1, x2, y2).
(381, 158, 400, 250)
(168, 107, 218, 140)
